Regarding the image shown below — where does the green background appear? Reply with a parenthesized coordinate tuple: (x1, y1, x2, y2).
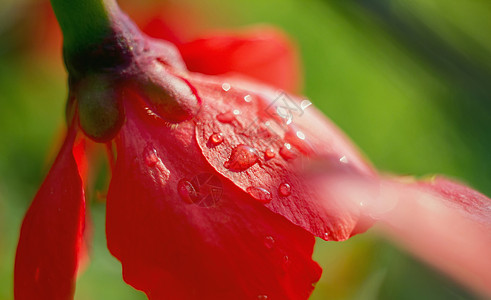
(0, 0, 490, 299)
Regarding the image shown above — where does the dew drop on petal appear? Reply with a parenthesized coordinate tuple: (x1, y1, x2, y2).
(284, 126, 314, 155)
(339, 155, 349, 164)
(263, 236, 275, 249)
(300, 99, 312, 110)
(209, 133, 224, 145)
(323, 232, 330, 240)
(282, 255, 291, 270)
(264, 147, 275, 160)
(216, 111, 235, 123)
(244, 94, 252, 102)
(145, 148, 159, 167)
(177, 179, 199, 204)
(278, 183, 291, 197)
(279, 143, 297, 160)
(257, 295, 268, 300)
(221, 82, 231, 91)
(224, 145, 259, 171)
(233, 109, 241, 115)
(247, 187, 272, 204)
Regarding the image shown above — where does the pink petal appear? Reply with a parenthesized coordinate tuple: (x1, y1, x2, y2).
(310, 170, 491, 297)
(384, 177, 491, 297)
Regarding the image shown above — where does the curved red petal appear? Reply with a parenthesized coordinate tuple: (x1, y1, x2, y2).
(14, 125, 86, 300)
(106, 98, 321, 300)
(178, 27, 302, 92)
(310, 171, 491, 297)
(375, 177, 491, 297)
(187, 74, 375, 241)
(418, 176, 491, 223)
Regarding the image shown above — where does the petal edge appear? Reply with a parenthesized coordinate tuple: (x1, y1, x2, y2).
(14, 125, 86, 300)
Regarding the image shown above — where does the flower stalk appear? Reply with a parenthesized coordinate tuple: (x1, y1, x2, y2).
(50, 0, 133, 78)
(50, 0, 114, 55)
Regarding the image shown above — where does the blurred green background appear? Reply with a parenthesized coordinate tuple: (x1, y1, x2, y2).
(1, 0, 490, 299)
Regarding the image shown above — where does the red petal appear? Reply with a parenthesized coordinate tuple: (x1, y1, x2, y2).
(106, 98, 321, 299)
(126, 2, 300, 91)
(418, 176, 491, 223)
(178, 27, 302, 92)
(188, 74, 375, 240)
(375, 178, 491, 297)
(14, 125, 86, 299)
(127, 2, 203, 45)
(310, 172, 491, 297)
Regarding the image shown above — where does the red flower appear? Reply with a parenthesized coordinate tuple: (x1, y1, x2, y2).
(14, 4, 358, 299)
(14, 1, 491, 299)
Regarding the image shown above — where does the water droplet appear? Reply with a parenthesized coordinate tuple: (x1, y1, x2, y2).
(339, 155, 348, 164)
(323, 232, 330, 240)
(296, 130, 306, 140)
(264, 236, 275, 249)
(224, 145, 259, 171)
(264, 147, 275, 159)
(282, 255, 291, 270)
(257, 295, 268, 300)
(359, 201, 365, 207)
(244, 95, 252, 102)
(301, 99, 312, 110)
(209, 133, 224, 145)
(247, 187, 272, 204)
(233, 109, 241, 115)
(216, 111, 235, 123)
(279, 143, 297, 160)
(177, 179, 199, 204)
(221, 82, 231, 91)
(145, 148, 159, 167)
(284, 126, 314, 155)
(278, 183, 291, 197)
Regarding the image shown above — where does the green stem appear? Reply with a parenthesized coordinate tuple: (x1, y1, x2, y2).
(50, 0, 116, 56)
